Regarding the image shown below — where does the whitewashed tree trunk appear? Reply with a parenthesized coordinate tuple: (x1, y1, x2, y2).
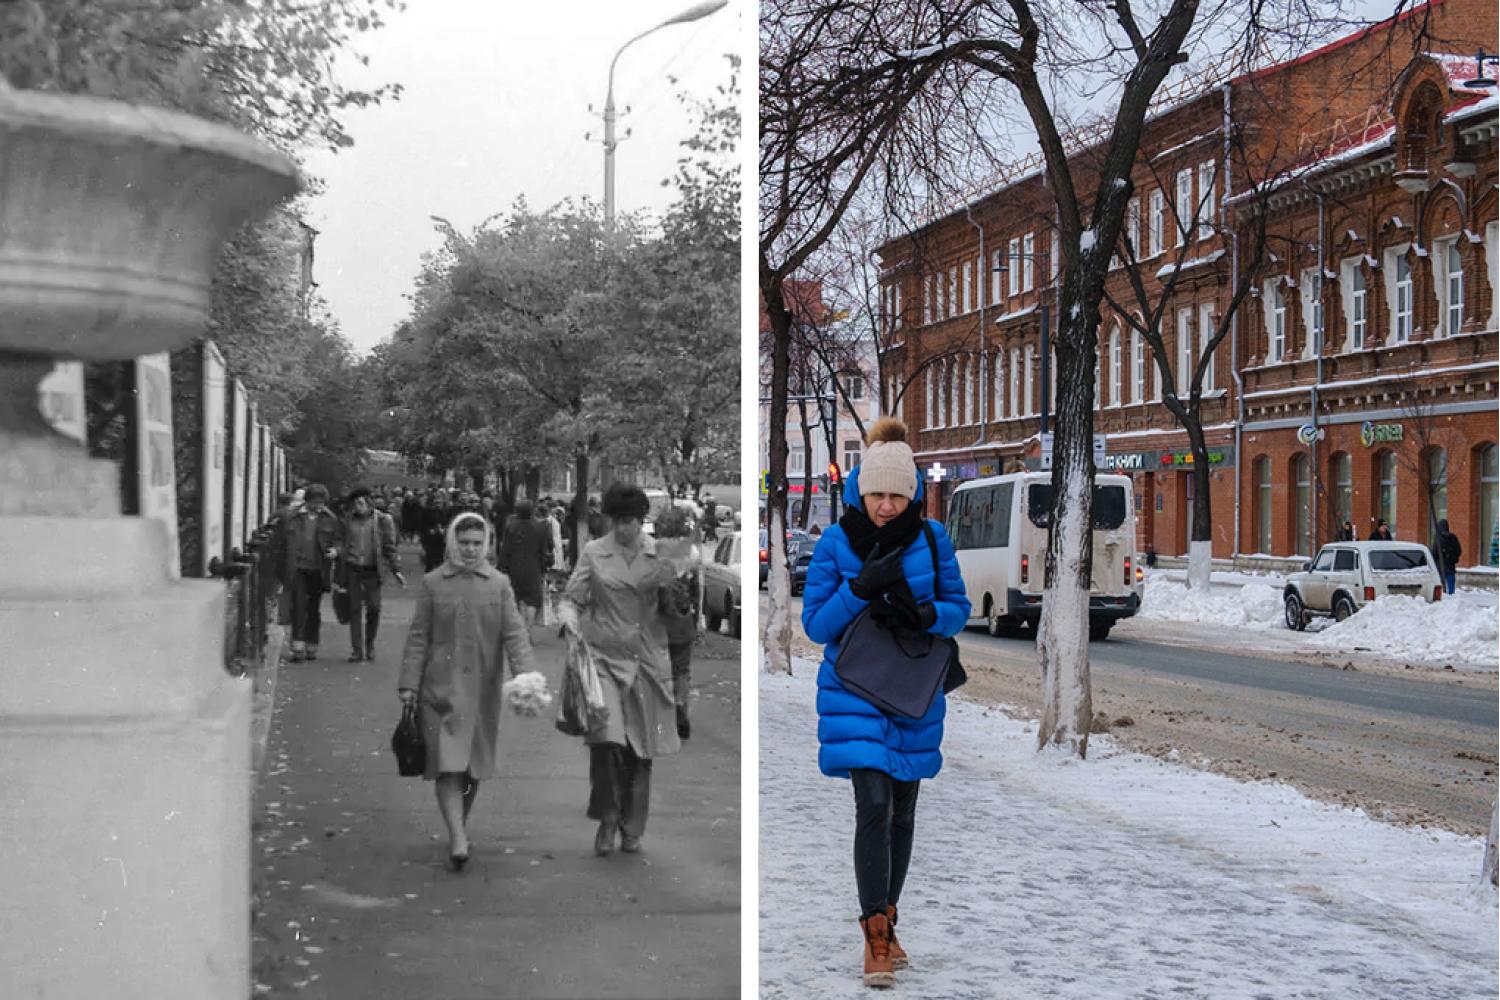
(1037, 450, 1093, 755)
(1187, 539, 1213, 590)
(764, 505, 793, 674)
(1482, 796, 1498, 888)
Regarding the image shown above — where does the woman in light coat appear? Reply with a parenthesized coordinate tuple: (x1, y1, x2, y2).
(399, 511, 535, 871)
(560, 483, 684, 856)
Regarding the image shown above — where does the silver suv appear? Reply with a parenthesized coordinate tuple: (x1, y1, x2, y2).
(1282, 541, 1443, 630)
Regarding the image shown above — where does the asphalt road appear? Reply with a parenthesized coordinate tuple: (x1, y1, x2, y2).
(252, 567, 741, 999)
(778, 593, 1498, 834)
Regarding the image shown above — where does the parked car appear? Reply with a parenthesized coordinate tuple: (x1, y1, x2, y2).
(703, 531, 742, 639)
(1282, 540, 1443, 630)
(789, 535, 818, 596)
(758, 527, 811, 589)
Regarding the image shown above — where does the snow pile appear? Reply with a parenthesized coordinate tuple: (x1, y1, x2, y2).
(1309, 590, 1500, 669)
(1138, 573, 1282, 628)
(760, 663, 1498, 999)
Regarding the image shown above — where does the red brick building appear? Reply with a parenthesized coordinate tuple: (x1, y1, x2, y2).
(875, 0, 1498, 567)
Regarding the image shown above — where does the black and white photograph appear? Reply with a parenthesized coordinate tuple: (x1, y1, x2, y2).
(758, 0, 1497, 995)
(0, 1, 743, 997)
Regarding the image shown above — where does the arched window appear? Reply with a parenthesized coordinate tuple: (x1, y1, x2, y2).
(1425, 447, 1449, 548)
(1330, 452, 1352, 534)
(1254, 456, 1273, 553)
(1374, 449, 1397, 534)
(1479, 444, 1498, 567)
(1293, 453, 1312, 556)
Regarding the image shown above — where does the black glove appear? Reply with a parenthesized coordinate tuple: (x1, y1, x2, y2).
(869, 579, 940, 632)
(849, 543, 907, 600)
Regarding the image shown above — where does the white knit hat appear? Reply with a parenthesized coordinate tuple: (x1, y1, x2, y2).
(858, 417, 917, 499)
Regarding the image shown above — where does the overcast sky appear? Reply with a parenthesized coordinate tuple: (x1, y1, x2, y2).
(302, 0, 743, 355)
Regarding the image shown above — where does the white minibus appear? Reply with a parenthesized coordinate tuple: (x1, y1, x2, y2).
(946, 471, 1141, 640)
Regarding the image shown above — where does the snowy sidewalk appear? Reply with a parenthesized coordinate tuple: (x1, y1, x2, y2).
(760, 665, 1498, 999)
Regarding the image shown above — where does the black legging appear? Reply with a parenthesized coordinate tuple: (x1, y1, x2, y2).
(850, 767, 921, 919)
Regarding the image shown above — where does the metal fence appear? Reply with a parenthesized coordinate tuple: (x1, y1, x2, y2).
(214, 521, 281, 676)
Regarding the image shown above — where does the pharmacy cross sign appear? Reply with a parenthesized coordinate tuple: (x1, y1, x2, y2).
(927, 462, 949, 483)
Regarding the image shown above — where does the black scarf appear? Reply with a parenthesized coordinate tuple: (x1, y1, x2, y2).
(839, 495, 924, 563)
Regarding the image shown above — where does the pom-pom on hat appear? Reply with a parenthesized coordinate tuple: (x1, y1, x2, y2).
(858, 417, 917, 500)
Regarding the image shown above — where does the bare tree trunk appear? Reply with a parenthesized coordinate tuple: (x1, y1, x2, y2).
(572, 443, 589, 569)
(1037, 298, 1095, 755)
(763, 275, 794, 674)
(798, 398, 814, 531)
(1186, 414, 1214, 590)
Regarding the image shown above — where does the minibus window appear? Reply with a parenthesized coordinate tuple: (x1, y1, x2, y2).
(1027, 482, 1128, 529)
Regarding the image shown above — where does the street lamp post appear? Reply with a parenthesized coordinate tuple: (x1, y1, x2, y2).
(600, 0, 727, 228)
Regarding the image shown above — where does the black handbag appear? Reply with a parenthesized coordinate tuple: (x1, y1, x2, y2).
(833, 521, 966, 720)
(391, 702, 426, 777)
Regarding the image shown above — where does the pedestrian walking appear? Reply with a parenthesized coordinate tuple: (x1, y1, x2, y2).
(1338, 520, 1355, 541)
(497, 499, 550, 627)
(277, 483, 342, 662)
(402, 490, 422, 544)
(397, 511, 536, 872)
(800, 416, 969, 989)
(586, 496, 607, 541)
(544, 502, 567, 572)
(339, 487, 405, 661)
(1368, 518, 1394, 541)
(1433, 518, 1462, 594)
(559, 483, 684, 857)
(420, 489, 451, 572)
(663, 547, 699, 741)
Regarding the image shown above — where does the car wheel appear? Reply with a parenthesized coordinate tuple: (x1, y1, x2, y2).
(729, 593, 741, 639)
(705, 604, 723, 633)
(986, 599, 1005, 637)
(1089, 621, 1112, 641)
(1332, 595, 1356, 623)
(1284, 592, 1307, 631)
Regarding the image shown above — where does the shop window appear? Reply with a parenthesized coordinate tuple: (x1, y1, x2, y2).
(1478, 444, 1498, 567)
(1255, 456, 1273, 554)
(1330, 452, 1352, 534)
(1293, 453, 1311, 556)
(1424, 447, 1448, 548)
(1375, 449, 1397, 535)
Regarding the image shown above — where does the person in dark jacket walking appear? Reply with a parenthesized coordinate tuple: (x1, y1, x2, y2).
(800, 417, 969, 989)
(497, 499, 550, 627)
(420, 489, 451, 572)
(1434, 518, 1462, 594)
(1338, 520, 1355, 541)
(278, 483, 342, 662)
(339, 487, 405, 661)
(1368, 518, 1394, 541)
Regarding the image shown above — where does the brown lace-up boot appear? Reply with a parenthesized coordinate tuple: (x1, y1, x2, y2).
(858, 912, 895, 988)
(885, 904, 908, 969)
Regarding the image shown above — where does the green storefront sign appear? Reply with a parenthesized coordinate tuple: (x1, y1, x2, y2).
(1360, 421, 1403, 447)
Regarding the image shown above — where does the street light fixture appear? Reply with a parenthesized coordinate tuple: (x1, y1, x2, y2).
(597, 0, 728, 228)
(1463, 48, 1498, 89)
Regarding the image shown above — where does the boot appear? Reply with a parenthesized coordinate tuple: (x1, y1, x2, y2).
(858, 912, 895, 989)
(885, 904, 908, 969)
(594, 814, 619, 857)
(289, 640, 306, 662)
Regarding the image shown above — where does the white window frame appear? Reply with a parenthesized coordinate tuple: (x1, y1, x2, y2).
(970, 354, 980, 424)
(1198, 302, 1215, 393)
(1050, 229, 1060, 282)
(1009, 347, 1020, 419)
(1300, 267, 1323, 358)
(925, 365, 936, 428)
(1197, 160, 1216, 240)
(893, 284, 902, 330)
(991, 249, 1004, 303)
(842, 439, 861, 472)
(1007, 238, 1020, 297)
(1022, 233, 1035, 292)
(1175, 169, 1193, 247)
(1149, 190, 1165, 258)
(1487, 222, 1499, 332)
(1266, 282, 1286, 362)
(1434, 236, 1462, 337)
(1125, 197, 1141, 264)
(1131, 329, 1145, 404)
(947, 266, 957, 320)
(1023, 344, 1035, 416)
(789, 445, 805, 477)
(1176, 307, 1193, 394)
(1108, 326, 1122, 407)
(992, 350, 1004, 422)
(924, 275, 934, 326)
(1341, 257, 1366, 351)
(956, 356, 968, 425)
(962, 260, 974, 314)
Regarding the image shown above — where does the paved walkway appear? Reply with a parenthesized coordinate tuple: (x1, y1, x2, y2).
(251, 549, 741, 999)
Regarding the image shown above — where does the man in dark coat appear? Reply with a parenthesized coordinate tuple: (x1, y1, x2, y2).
(1434, 518, 1462, 594)
(402, 490, 422, 543)
(278, 483, 342, 661)
(1368, 518, 1393, 541)
(420, 488, 451, 572)
(340, 488, 405, 661)
(498, 499, 550, 626)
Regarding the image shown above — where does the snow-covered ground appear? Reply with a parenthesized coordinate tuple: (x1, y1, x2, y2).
(1137, 571, 1499, 671)
(760, 663, 1498, 999)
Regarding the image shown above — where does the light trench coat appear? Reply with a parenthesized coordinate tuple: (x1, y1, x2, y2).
(399, 562, 535, 780)
(563, 534, 682, 758)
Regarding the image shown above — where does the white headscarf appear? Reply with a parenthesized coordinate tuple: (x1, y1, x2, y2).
(444, 511, 494, 571)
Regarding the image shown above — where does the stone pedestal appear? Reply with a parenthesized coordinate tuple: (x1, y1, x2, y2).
(0, 499, 250, 998)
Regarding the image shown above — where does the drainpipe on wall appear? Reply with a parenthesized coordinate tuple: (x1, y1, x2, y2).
(965, 205, 989, 455)
(1225, 82, 1244, 557)
(1311, 191, 1326, 553)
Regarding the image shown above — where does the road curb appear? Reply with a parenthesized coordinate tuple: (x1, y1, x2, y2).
(250, 622, 285, 787)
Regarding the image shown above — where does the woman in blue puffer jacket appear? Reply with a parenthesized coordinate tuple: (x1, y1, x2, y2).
(801, 416, 970, 989)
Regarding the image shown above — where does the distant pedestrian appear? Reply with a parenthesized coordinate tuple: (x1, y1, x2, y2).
(544, 503, 567, 573)
(402, 491, 422, 544)
(1368, 518, 1393, 541)
(701, 492, 718, 542)
(497, 499, 550, 627)
(420, 489, 451, 572)
(586, 496, 607, 540)
(800, 416, 970, 989)
(278, 483, 342, 662)
(1338, 520, 1355, 541)
(1433, 518, 1462, 594)
(340, 488, 405, 662)
(559, 483, 682, 857)
(398, 512, 535, 872)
